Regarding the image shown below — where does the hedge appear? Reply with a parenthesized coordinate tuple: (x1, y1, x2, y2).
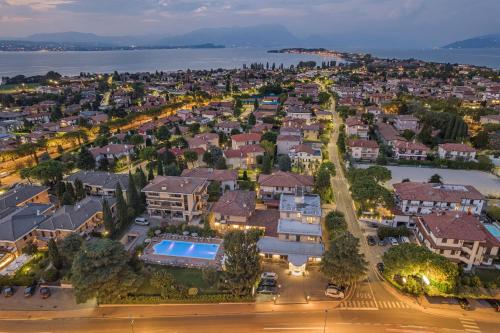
(377, 226, 412, 240)
(105, 293, 254, 304)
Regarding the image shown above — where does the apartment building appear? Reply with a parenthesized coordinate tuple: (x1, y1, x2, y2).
(142, 176, 208, 223)
(257, 171, 314, 201)
(394, 115, 419, 132)
(438, 143, 476, 161)
(345, 116, 369, 139)
(393, 140, 430, 160)
(416, 211, 500, 270)
(258, 193, 324, 275)
(348, 139, 380, 161)
(393, 182, 485, 216)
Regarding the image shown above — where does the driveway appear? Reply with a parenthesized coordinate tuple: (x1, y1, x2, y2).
(120, 215, 161, 251)
(258, 263, 331, 304)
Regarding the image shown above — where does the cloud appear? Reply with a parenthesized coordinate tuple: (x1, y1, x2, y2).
(0, 0, 499, 47)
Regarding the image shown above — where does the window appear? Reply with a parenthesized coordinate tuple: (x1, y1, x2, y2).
(264, 253, 272, 259)
(442, 238, 448, 243)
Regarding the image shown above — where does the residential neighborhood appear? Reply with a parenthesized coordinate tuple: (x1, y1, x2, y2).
(0, 48, 499, 331)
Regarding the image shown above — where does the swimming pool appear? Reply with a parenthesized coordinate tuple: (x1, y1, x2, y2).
(152, 240, 220, 260)
(484, 224, 500, 238)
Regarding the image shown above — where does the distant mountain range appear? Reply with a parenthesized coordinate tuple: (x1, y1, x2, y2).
(443, 34, 500, 49)
(5, 26, 500, 51)
(1, 25, 300, 50)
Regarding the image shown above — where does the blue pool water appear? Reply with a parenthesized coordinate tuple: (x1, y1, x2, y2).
(153, 240, 220, 260)
(484, 224, 500, 238)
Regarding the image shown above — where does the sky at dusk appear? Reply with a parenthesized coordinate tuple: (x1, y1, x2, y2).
(1, 0, 499, 47)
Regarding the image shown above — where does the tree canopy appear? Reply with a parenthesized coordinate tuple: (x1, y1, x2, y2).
(223, 230, 261, 297)
(321, 231, 368, 286)
(71, 239, 142, 303)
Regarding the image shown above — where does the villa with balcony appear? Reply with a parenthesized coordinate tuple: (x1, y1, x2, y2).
(142, 176, 208, 223)
(416, 211, 500, 270)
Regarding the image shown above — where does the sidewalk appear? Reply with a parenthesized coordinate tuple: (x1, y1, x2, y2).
(0, 301, 339, 321)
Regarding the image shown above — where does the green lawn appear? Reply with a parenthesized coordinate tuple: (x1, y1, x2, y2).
(136, 265, 218, 295)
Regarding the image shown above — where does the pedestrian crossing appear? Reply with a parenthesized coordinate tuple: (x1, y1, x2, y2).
(338, 300, 411, 310)
(459, 318, 481, 333)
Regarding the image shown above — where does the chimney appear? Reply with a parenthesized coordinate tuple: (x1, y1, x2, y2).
(107, 147, 110, 152)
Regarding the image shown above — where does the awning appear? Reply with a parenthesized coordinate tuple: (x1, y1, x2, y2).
(288, 254, 308, 266)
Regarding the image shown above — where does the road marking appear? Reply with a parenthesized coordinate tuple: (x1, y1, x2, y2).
(263, 327, 324, 330)
(459, 318, 481, 333)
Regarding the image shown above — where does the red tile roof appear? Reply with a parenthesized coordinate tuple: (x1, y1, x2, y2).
(439, 143, 476, 153)
(181, 168, 237, 182)
(212, 190, 256, 217)
(231, 133, 262, 142)
(393, 182, 484, 202)
(419, 211, 487, 242)
(258, 171, 313, 188)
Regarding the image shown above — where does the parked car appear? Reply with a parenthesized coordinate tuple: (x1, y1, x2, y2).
(134, 217, 149, 226)
(399, 236, 410, 244)
(366, 235, 376, 246)
(24, 284, 37, 297)
(458, 298, 474, 311)
(261, 272, 278, 280)
(378, 238, 386, 246)
(388, 237, 399, 246)
(376, 262, 385, 273)
(256, 285, 279, 295)
(324, 284, 346, 299)
(39, 287, 51, 299)
(259, 278, 277, 287)
(3, 286, 15, 297)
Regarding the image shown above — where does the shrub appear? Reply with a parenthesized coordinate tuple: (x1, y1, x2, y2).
(43, 267, 59, 282)
(188, 287, 199, 296)
(202, 267, 219, 285)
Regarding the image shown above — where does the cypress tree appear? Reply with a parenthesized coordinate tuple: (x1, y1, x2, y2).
(148, 163, 154, 181)
(48, 238, 63, 269)
(115, 183, 128, 230)
(74, 179, 86, 201)
(450, 116, 461, 141)
(443, 116, 453, 140)
(102, 199, 114, 236)
(127, 172, 142, 215)
(157, 159, 164, 176)
(66, 183, 76, 200)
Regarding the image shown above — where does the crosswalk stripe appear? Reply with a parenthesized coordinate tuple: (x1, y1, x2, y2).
(463, 324, 479, 328)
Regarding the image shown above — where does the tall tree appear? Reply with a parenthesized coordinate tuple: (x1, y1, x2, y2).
(77, 146, 96, 170)
(321, 231, 368, 286)
(278, 155, 292, 172)
(59, 233, 83, 264)
(71, 239, 142, 303)
(183, 150, 198, 168)
(102, 199, 114, 236)
(74, 179, 86, 201)
(127, 172, 142, 215)
(315, 168, 334, 203)
(156, 159, 164, 176)
(115, 183, 128, 230)
(223, 230, 261, 297)
(48, 238, 63, 269)
(147, 163, 155, 181)
(261, 153, 273, 174)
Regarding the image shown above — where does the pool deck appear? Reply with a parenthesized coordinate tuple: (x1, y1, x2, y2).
(141, 234, 224, 270)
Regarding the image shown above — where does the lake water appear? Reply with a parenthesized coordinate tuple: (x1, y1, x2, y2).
(0, 48, 339, 77)
(1, 47, 499, 77)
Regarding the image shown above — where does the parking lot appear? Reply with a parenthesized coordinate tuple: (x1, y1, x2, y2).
(257, 263, 332, 304)
(0, 287, 95, 311)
